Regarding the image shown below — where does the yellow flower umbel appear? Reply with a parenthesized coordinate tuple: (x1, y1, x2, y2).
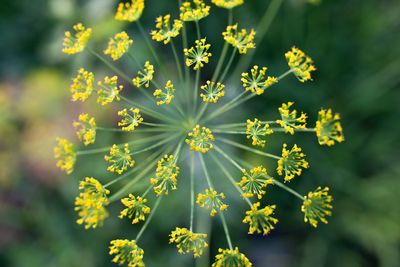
(301, 186, 333, 227)
(104, 144, 135, 174)
(151, 15, 183, 44)
(97, 76, 123, 105)
(74, 177, 110, 229)
(54, 138, 76, 174)
(212, 247, 252, 267)
(238, 166, 273, 199)
(184, 38, 212, 70)
(118, 108, 143, 132)
(104, 31, 133, 61)
(196, 188, 228, 216)
(276, 102, 307, 135)
(211, 0, 244, 9)
(114, 0, 144, 22)
(285, 47, 316, 82)
(62, 23, 92, 54)
(132, 61, 155, 88)
(180, 0, 211, 22)
(109, 239, 145, 267)
(169, 227, 208, 258)
(243, 202, 278, 235)
(185, 125, 215, 153)
(119, 194, 150, 224)
(153, 80, 175, 105)
(150, 155, 180, 196)
(73, 113, 96, 146)
(277, 144, 309, 182)
(315, 108, 344, 146)
(70, 68, 94, 102)
(241, 65, 278, 95)
(223, 24, 256, 54)
(200, 81, 225, 103)
(246, 118, 273, 147)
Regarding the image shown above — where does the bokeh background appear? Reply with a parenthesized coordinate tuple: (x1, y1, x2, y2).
(1, 0, 399, 266)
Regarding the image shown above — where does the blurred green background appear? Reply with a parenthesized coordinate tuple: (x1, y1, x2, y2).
(1, 0, 399, 266)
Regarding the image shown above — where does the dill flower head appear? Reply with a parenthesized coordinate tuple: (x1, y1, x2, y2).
(73, 113, 96, 146)
(212, 247, 252, 267)
(285, 46, 316, 82)
(132, 61, 155, 88)
(301, 186, 333, 227)
(200, 80, 225, 103)
(74, 177, 110, 229)
(153, 80, 175, 105)
(184, 38, 212, 70)
(185, 125, 215, 153)
(119, 194, 151, 224)
(223, 24, 256, 54)
(243, 202, 278, 235)
(104, 31, 133, 61)
(109, 239, 145, 267)
(114, 0, 144, 22)
(118, 108, 143, 132)
(238, 166, 273, 199)
(151, 15, 183, 44)
(97, 76, 123, 105)
(54, 138, 76, 174)
(196, 188, 228, 216)
(169, 227, 208, 257)
(70, 68, 94, 102)
(277, 144, 309, 182)
(241, 65, 278, 95)
(211, 0, 244, 9)
(104, 143, 135, 174)
(150, 155, 180, 196)
(276, 102, 307, 134)
(62, 23, 92, 54)
(246, 118, 273, 147)
(315, 108, 344, 146)
(180, 0, 211, 22)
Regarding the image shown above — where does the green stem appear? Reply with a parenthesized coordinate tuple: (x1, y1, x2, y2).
(214, 145, 243, 171)
(95, 127, 124, 132)
(218, 137, 281, 160)
(219, 212, 233, 250)
(219, 48, 237, 83)
(278, 69, 294, 80)
(131, 134, 179, 155)
(136, 195, 163, 242)
(193, 69, 201, 114)
(170, 39, 184, 82)
(202, 91, 248, 123)
(213, 130, 246, 134)
(190, 152, 195, 231)
(271, 177, 305, 200)
(199, 154, 214, 188)
(141, 185, 153, 198)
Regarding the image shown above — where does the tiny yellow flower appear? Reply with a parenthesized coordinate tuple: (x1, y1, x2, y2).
(180, 0, 211, 22)
(301, 186, 333, 227)
(114, 0, 144, 22)
(118, 108, 143, 132)
(276, 102, 307, 135)
(97, 76, 123, 105)
(169, 227, 208, 258)
(241, 65, 278, 95)
(150, 155, 180, 196)
(54, 138, 76, 174)
(196, 188, 228, 216)
(246, 118, 273, 147)
(285, 46, 316, 82)
(184, 38, 212, 70)
(70, 68, 94, 102)
(185, 125, 215, 153)
(119, 194, 151, 224)
(104, 31, 133, 61)
(132, 61, 155, 88)
(62, 23, 92, 54)
(212, 247, 252, 267)
(223, 24, 256, 54)
(104, 143, 135, 174)
(200, 80, 225, 103)
(74, 177, 110, 229)
(243, 202, 278, 235)
(238, 166, 273, 199)
(315, 108, 344, 146)
(151, 15, 183, 44)
(277, 144, 309, 182)
(109, 239, 145, 267)
(73, 113, 97, 146)
(153, 80, 175, 105)
(211, 0, 244, 9)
